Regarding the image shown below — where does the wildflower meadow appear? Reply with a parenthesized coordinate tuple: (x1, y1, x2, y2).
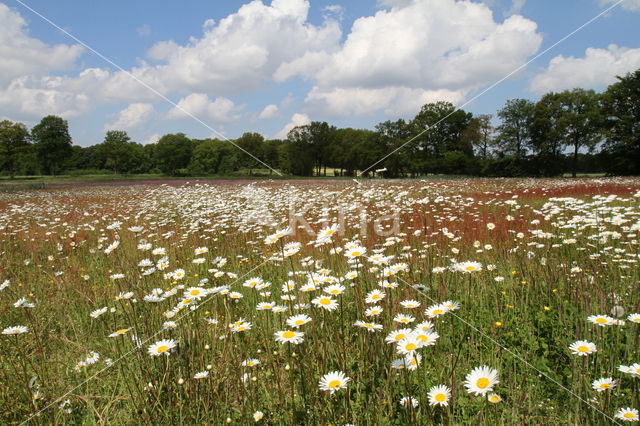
(1, 177, 640, 424)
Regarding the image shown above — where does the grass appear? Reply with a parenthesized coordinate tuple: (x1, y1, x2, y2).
(1, 178, 639, 424)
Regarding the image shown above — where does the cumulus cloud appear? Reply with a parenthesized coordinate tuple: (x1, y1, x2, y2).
(529, 44, 640, 94)
(167, 93, 243, 123)
(598, 0, 640, 11)
(258, 104, 279, 119)
(275, 112, 310, 139)
(0, 4, 83, 86)
(506, 0, 526, 15)
(141, 133, 161, 145)
(140, 0, 341, 95)
(104, 103, 155, 131)
(282, 0, 542, 117)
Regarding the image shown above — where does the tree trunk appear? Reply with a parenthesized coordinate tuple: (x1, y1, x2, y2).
(572, 139, 579, 178)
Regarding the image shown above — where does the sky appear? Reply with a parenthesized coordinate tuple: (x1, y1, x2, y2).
(1, 0, 639, 146)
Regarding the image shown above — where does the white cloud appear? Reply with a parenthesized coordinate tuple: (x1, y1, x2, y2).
(104, 103, 155, 131)
(506, 0, 526, 15)
(275, 112, 310, 138)
(283, 0, 542, 117)
(137, 24, 151, 37)
(529, 44, 640, 94)
(167, 93, 243, 123)
(0, 4, 83, 86)
(141, 133, 161, 145)
(139, 0, 341, 95)
(322, 4, 345, 21)
(305, 86, 465, 118)
(598, 0, 640, 11)
(258, 104, 279, 119)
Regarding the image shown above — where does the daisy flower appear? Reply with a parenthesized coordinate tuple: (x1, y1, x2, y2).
(354, 321, 383, 332)
(414, 320, 434, 331)
(385, 329, 413, 344)
(311, 296, 338, 311)
(194, 371, 209, 379)
(285, 314, 312, 329)
(274, 330, 304, 345)
(428, 385, 451, 406)
(90, 307, 108, 319)
(345, 246, 366, 259)
(242, 359, 260, 367)
(587, 315, 614, 327)
(318, 371, 350, 394)
(453, 261, 483, 273)
(615, 408, 639, 422)
(487, 393, 502, 403)
(413, 330, 439, 346)
(108, 328, 130, 337)
(569, 340, 596, 356)
(324, 284, 346, 296)
(396, 334, 423, 356)
(365, 289, 386, 304)
(2, 325, 28, 335)
(424, 304, 449, 318)
(393, 314, 416, 325)
(253, 411, 264, 422)
(148, 339, 178, 356)
(592, 377, 616, 392)
(464, 366, 499, 396)
(627, 314, 640, 323)
(399, 396, 419, 408)
(400, 300, 421, 309)
(365, 306, 383, 316)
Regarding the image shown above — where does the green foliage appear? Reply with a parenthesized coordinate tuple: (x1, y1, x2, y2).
(31, 115, 73, 176)
(155, 133, 193, 176)
(0, 120, 31, 178)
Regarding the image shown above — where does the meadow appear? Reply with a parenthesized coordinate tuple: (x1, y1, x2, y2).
(1, 177, 639, 425)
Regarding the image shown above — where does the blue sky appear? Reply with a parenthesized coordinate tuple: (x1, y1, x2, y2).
(1, 0, 639, 146)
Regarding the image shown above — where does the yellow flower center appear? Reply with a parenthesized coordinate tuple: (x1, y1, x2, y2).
(596, 318, 608, 324)
(157, 345, 168, 353)
(282, 331, 296, 339)
(577, 346, 589, 352)
(625, 413, 635, 419)
(295, 320, 304, 325)
(319, 298, 331, 305)
(600, 383, 610, 389)
(394, 334, 406, 341)
(433, 309, 443, 315)
(190, 290, 201, 295)
(116, 329, 128, 334)
(328, 380, 341, 388)
(351, 251, 361, 257)
(435, 393, 446, 402)
(477, 378, 490, 389)
(465, 266, 476, 271)
(405, 343, 417, 351)
(417, 335, 428, 342)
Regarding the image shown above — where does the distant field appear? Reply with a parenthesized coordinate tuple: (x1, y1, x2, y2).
(1, 178, 639, 424)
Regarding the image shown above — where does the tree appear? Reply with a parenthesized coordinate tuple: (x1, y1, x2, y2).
(411, 102, 474, 160)
(602, 69, 640, 175)
(462, 114, 493, 158)
(496, 99, 535, 159)
(155, 133, 193, 175)
(0, 120, 30, 178)
(189, 139, 239, 175)
(31, 115, 72, 176)
(98, 130, 132, 173)
(556, 89, 602, 177)
(235, 132, 265, 175)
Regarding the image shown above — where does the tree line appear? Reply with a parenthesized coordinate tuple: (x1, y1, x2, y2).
(1, 68, 638, 178)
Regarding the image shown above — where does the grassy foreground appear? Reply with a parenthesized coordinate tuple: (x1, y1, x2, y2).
(1, 178, 639, 424)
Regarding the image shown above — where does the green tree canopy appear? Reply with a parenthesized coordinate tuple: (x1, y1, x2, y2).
(0, 120, 31, 178)
(31, 115, 72, 176)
